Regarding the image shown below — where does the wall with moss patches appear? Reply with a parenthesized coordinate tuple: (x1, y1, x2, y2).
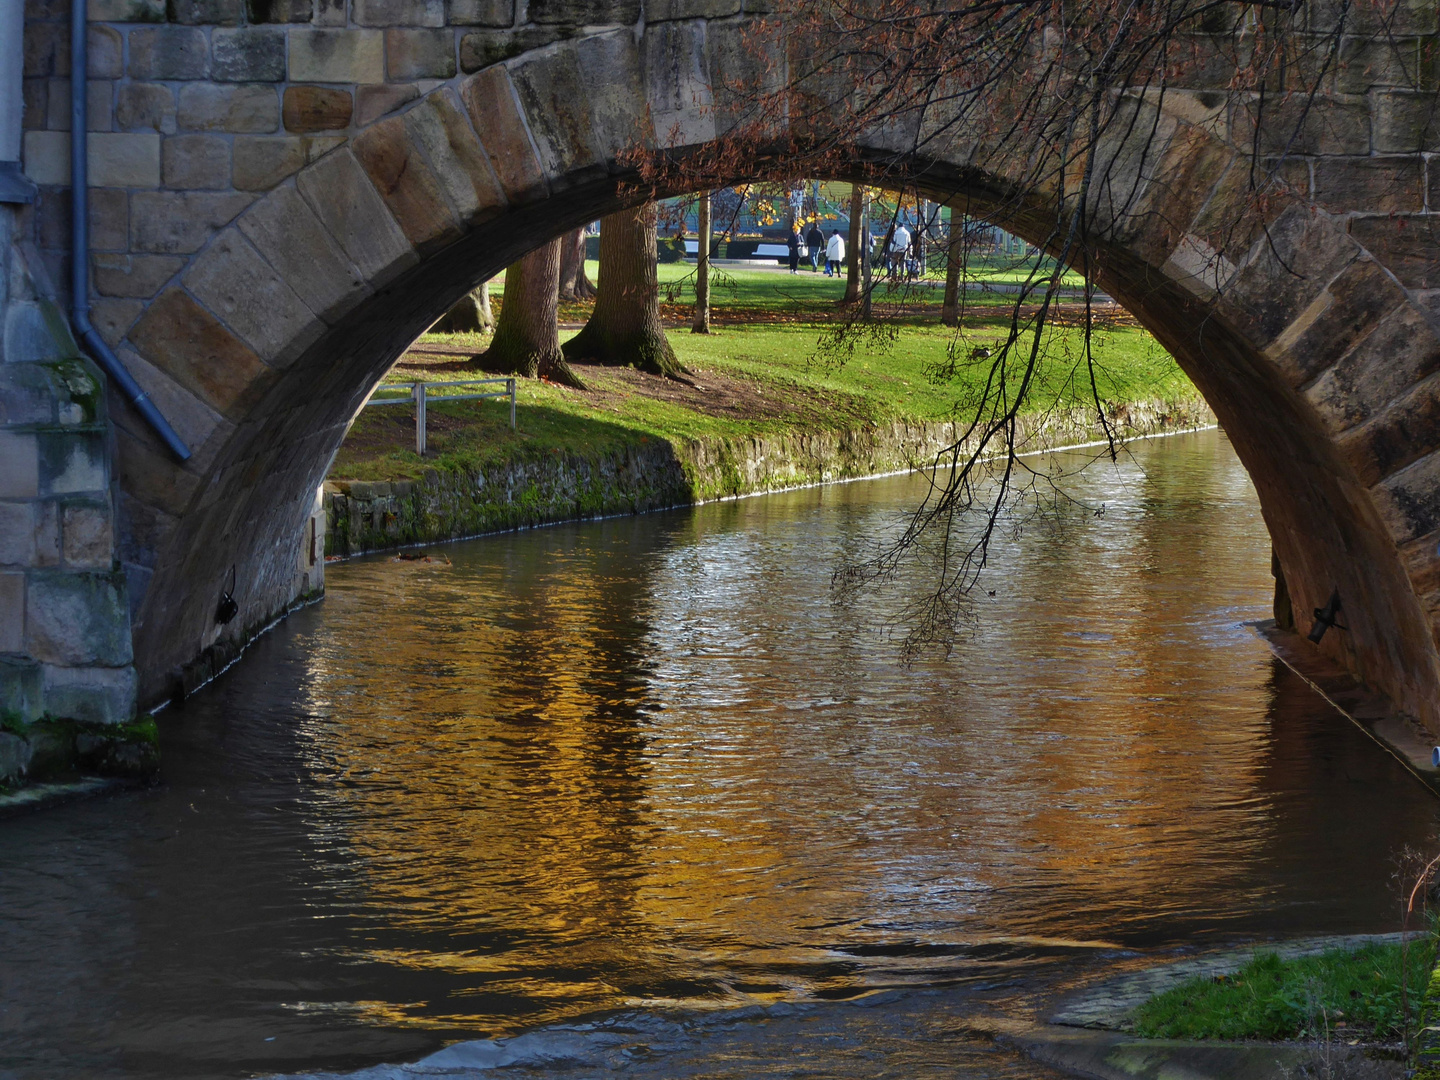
(326, 397, 1216, 557)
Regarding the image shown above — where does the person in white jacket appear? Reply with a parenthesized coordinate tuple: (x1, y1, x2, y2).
(825, 230, 846, 277)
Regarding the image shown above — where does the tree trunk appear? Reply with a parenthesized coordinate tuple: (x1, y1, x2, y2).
(472, 238, 585, 389)
(693, 191, 711, 334)
(557, 227, 596, 301)
(476, 276, 492, 326)
(844, 185, 864, 304)
(431, 281, 493, 333)
(859, 195, 873, 321)
(563, 202, 682, 377)
(941, 215, 964, 327)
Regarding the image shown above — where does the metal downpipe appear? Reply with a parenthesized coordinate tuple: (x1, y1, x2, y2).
(69, 0, 190, 461)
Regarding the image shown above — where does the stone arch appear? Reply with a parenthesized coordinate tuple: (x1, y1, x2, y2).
(90, 23, 1440, 734)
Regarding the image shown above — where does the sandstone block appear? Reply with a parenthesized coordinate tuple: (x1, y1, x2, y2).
(312, 0, 344, 25)
(22, 129, 68, 186)
(352, 113, 462, 252)
(1338, 35, 1423, 94)
(39, 431, 107, 495)
(90, 298, 146, 346)
(353, 0, 442, 24)
(88, 26, 123, 78)
(116, 82, 176, 133)
(232, 134, 344, 189)
(526, 0, 637, 22)
(46, 78, 115, 132)
(90, 188, 128, 250)
(109, 346, 227, 470)
(1310, 0, 1437, 34)
(355, 83, 420, 125)
(212, 27, 287, 82)
(283, 86, 353, 132)
(458, 28, 560, 72)
(168, 0, 244, 23)
(3, 300, 74, 365)
(1338, 369, 1440, 487)
(23, 77, 46, 130)
(0, 732, 32, 783)
(24, 570, 132, 666)
(42, 663, 137, 726)
(449, 0, 512, 26)
(162, 133, 230, 189)
(1308, 304, 1440, 433)
(24, 22, 68, 78)
(0, 504, 35, 566)
(1238, 94, 1371, 157)
(93, 253, 185, 298)
(128, 288, 274, 419)
(1264, 257, 1407, 389)
(1350, 215, 1440, 290)
(62, 501, 114, 569)
(177, 83, 280, 133)
(386, 30, 456, 80)
(645, 0, 738, 17)
(88, 132, 161, 187)
(0, 574, 23, 652)
(0, 432, 40, 498)
(643, 19, 715, 149)
(129, 190, 255, 253)
(32, 501, 60, 566)
(1371, 90, 1440, 153)
(1312, 155, 1425, 214)
(509, 31, 650, 187)
(294, 148, 417, 286)
(182, 227, 322, 366)
(403, 89, 503, 224)
(86, 0, 164, 19)
(288, 29, 384, 84)
(128, 28, 209, 81)
(459, 64, 547, 202)
(0, 364, 56, 426)
(238, 184, 370, 320)
(256, 0, 314, 20)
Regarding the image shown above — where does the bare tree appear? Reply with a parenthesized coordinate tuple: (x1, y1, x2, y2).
(563, 203, 683, 378)
(472, 239, 585, 389)
(557, 227, 596, 301)
(843, 185, 864, 305)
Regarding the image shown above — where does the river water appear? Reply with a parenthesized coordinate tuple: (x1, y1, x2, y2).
(1, 429, 1437, 1080)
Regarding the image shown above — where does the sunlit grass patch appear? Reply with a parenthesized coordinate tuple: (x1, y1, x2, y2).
(1130, 941, 1435, 1042)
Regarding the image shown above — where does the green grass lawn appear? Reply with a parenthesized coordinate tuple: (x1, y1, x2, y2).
(1130, 941, 1436, 1042)
(331, 309, 1194, 482)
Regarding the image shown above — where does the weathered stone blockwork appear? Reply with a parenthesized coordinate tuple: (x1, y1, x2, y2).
(15, 0, 1440, 744)
(0, 217, 138, 774)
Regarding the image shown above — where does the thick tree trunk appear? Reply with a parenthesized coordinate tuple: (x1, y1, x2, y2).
(563, 203, 682, 377)
(859, 196, 873, 321)
(431, 280, 494, 333)
(693, 192, 711, 334)
(476, 276, 492, 326)
(844, 186, 864, 304)
(473, 238, 585, 389)
(557, 227, 596, 301)
(941, 217, 964, 327)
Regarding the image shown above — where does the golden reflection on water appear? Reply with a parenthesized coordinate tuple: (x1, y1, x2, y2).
(285, 430, 1428, 1034)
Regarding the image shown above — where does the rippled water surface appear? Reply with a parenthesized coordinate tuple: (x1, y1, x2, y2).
(1, 429, 1437, 1079)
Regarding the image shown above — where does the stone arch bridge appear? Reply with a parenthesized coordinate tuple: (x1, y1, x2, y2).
(6, 0, 1440, 748)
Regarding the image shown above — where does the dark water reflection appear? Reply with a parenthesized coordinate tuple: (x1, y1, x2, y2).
(0, 429, 1435, 1079)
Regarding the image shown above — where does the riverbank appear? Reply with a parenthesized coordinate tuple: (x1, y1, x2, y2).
(328, 302, 1207, 556)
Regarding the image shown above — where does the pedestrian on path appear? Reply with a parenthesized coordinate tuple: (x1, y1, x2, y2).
(806, 222, 825, 272)
(787, 227, 801, 274)
(825, 230, 845, 276)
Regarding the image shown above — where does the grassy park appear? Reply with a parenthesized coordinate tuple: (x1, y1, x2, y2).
(330, 259, 1192, 483)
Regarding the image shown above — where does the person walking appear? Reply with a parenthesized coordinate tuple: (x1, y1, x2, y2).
(787, 226, 801, 274)
(890, 221, 911, 280)
(825, 229, 845, 277)
(806, 222, 825, 272)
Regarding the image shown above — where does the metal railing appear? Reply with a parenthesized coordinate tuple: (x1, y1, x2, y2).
(365, 378, 516, 455)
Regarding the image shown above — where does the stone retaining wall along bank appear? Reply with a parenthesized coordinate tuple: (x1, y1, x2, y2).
(325, 398, 1216, 557)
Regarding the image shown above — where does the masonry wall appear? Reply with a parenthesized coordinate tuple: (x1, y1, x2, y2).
(326, 399, 1217, 557)
(0, 201, 142, 783)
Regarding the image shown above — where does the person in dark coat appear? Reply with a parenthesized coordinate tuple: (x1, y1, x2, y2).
(806, 222, 825, 272)
(787, 227, 801, 274)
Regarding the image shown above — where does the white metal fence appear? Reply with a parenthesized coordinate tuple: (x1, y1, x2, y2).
(365, 378, 516, 455)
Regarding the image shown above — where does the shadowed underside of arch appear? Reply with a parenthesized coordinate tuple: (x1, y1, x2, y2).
(38, 17, 1440, 732)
